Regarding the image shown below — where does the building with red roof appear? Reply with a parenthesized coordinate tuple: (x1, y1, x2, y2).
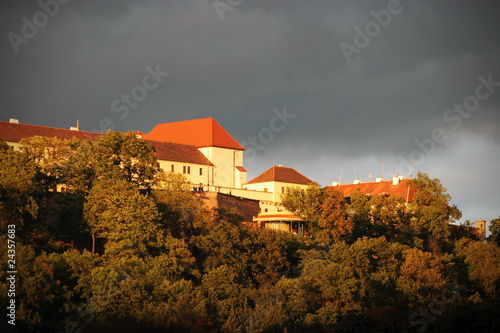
(330, 176, 417, 203)
(0, 118, 317, 225)
(245, 165, 314, 213)
(0, 118, 237, 189)
(253, 212, 308, 236)
(144, 118, 246, 189)
(144, 117, 244, 150)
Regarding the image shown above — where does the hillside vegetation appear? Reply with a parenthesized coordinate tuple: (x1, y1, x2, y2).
(1, 133, 499, 332)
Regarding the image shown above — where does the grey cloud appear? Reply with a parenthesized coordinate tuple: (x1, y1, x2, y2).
(0, 0, 499, 226)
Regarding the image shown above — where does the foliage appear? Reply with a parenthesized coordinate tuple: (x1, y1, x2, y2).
(93, 131, 161, 190)
(318, 186, 354, 243)
(0, 142, 39, 233)
(462, 241, 500, 299)
(489, 216, 500, 247)
(1, 135, 499, 332)
(20, 136, 73, 191)
(84, 178, 161, 257)
(408, 172, 462, 250)
(281, 182, 324, 233)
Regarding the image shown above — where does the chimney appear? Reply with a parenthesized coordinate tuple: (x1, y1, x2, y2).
(9, 118, 19, 124)
(353, 179, 361, 185)
(393, 170, 400, 185)
(376, 177, 383, 183)
(70, 119, 80, 131)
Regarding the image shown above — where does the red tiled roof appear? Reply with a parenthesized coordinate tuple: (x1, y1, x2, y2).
(0, 121, 103, 142)
(330, 179, 417, 202)
(144, 118, 245, 150)
(146, 140, 212, 166)
(246, 165, 313, 185)
(0, 121, 212, 166)
(236, 166, 247, 172)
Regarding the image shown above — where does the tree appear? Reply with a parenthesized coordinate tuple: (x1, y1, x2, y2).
(84, 178, 160, 257)
(62, 139, 96, 194)
(408, 172, 462, 250)
(396, 248, 446, 303)
(0, 141, 39, 234)
(463, 241, 500, 299)
(153, 172, 210, 239)
(20, 136, 73, 191)
(93, 131, 161, 191)
(489, 216, 500, 247)
(349, 189, 372, 240)
(319, 186, 354, 243)
(281, 182, 325, 233)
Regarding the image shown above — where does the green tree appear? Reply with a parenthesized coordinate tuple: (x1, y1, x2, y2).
(85, 254, 208, 332)
(20, 136, 73, 191)
(281, 182, 324, 233)
(193, 221, 290, 287)
(396, 248, 446, 303)
(489, 216, 500, 247)
(84, 178, 161, 257)
(62, 139, 96, 194)
(370, 193, 413, 244)
(408, 172, 462, 250)
(349, 189, 372, 240)
(0, 142, 39, 234)
(153, 172, 210, 239)
(93, 131, 161, 190)
(463, 241, 500, 299)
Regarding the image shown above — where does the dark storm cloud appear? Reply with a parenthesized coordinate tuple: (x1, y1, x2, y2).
(1, 0, 499, 226)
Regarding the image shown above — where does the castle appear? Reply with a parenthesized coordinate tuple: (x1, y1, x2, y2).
(0, 117, 486, 239)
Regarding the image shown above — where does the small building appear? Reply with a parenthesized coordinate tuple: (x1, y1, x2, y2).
(245, 165, 314, 213)
(253, 212, 308, 236)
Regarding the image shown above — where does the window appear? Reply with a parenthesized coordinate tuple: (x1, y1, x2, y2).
(264, 188, 268, 192)
(282, 187, 285, 194)
(171, 165, 175, 172)
(265, 208, 268, 212)
(183, 166, 190, 174)
(199, 168, 203, 176)
(187, 166, 191, 174)
(183, 166, 186, 174)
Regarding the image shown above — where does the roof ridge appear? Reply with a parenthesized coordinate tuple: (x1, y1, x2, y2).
(0, 121, 101, 135)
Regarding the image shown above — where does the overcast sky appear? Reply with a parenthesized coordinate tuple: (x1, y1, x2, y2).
(1, 0, 499, 231)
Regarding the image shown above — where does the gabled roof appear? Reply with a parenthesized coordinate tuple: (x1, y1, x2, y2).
(0, 121, 212, 166)
(331, 179, 417, 202)
(0, 121, 102, 142)
(246, 165, 313, 185)
(143, 117, 245, 150)
(146, 140, 212, 166)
